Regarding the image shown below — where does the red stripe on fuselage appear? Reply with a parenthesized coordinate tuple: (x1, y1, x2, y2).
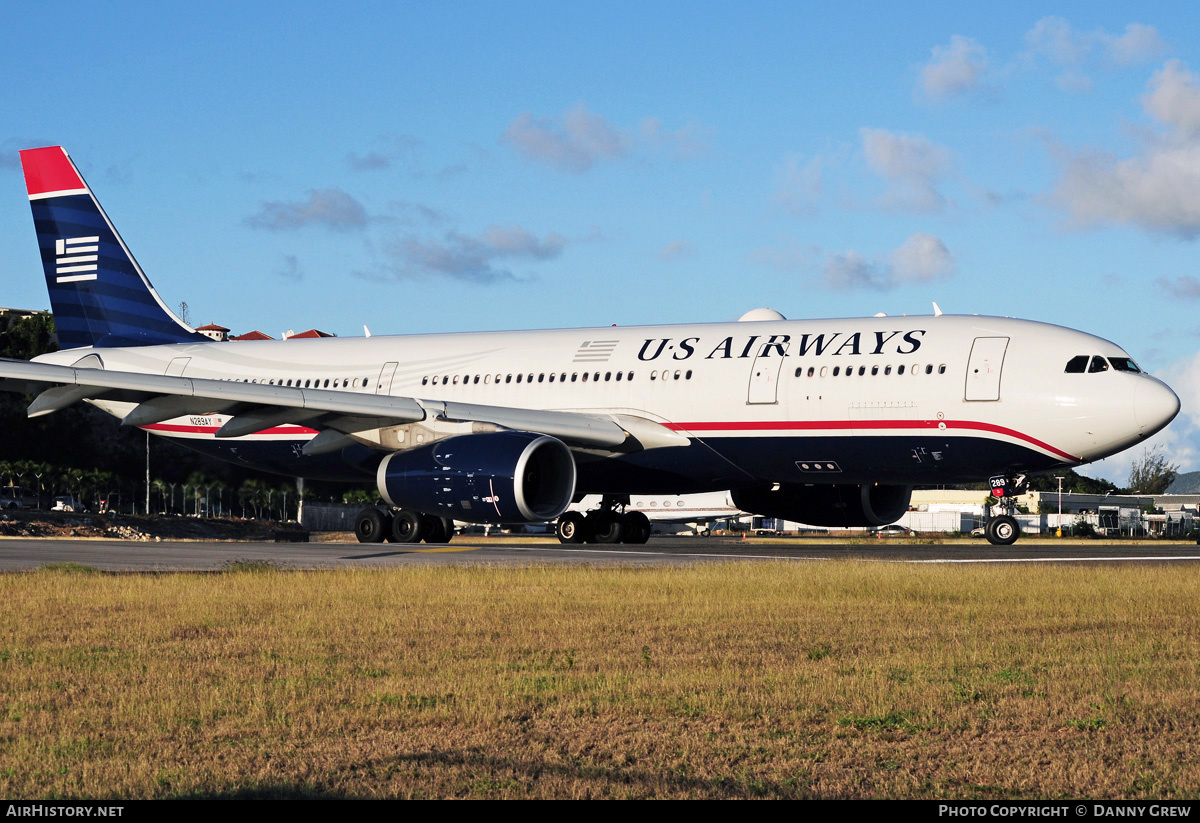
(666, 418, 1079, 462)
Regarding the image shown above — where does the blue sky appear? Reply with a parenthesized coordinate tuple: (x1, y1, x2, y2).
(3, 1, 1199, 483)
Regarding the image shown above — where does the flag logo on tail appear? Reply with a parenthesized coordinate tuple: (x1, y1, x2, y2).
(55, 236, 100, 283)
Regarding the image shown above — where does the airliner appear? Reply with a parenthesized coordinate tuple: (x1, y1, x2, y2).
(0, 146, 1181, 546)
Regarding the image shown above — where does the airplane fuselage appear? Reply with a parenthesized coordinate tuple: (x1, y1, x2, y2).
(35, 313, 1177, 495)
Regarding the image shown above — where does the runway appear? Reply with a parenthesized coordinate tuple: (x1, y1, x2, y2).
(1, 535, 1199, 572)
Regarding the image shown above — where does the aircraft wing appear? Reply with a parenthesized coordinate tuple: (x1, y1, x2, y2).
(0, 358, 682, 451)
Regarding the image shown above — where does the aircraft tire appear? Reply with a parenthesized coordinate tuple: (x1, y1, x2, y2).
(986, 515, 1020, 546)
(355, 508, 387, 543)
(621, 511, 651, 544)
(556, 511, 586, 544)
(422, 515, 453, 544)
(588, 511, 623, 544)
(390, 509, 425, 543)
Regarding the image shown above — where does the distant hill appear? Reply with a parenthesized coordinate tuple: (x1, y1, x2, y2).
(1166, 472, 1200, 494)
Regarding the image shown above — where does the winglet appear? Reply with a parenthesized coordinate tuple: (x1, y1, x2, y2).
(932, 302, 943, 317)
(20, 146, 87, 199)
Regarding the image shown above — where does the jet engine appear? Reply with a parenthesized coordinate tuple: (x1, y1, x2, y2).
(376, 431, 576, 524)
(731, 483, 911, 527)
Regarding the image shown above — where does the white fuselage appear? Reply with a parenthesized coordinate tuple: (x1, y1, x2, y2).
(35, 313, 1179, 491)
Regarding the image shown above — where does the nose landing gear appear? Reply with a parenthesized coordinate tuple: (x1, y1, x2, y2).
(985, 474, 1026, 546)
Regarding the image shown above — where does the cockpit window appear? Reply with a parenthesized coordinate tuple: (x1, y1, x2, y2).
(1088, 356, 1109, 373)
(1065, 355, 1089, 373)
(1108, 357, 1141, 373)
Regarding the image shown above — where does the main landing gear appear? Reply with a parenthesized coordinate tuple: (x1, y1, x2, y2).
(556, 496, 651, 545)
(354, 507, 454, 545)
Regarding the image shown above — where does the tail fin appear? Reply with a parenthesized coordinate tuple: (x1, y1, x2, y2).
(20, 146, 209, 349)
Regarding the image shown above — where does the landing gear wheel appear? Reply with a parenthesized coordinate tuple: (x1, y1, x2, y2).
(422, 515, 453, 544)
(556, 511, 587, 544)
(986, 515, 1020, 546)
(355, 508, 387, 544)
(621, 511, 651, 544)
(587, 511, 623, 544)
(390, 509, 424, 544)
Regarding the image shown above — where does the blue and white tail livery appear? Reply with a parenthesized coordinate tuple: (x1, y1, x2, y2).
(1, 146, 1182, 546)
(21, 146, 208, 349)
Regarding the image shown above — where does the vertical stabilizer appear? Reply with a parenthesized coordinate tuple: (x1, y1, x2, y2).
(20, 146, 209, 349)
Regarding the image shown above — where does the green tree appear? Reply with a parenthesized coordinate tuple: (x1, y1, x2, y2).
(1128, 446, 1179, 494)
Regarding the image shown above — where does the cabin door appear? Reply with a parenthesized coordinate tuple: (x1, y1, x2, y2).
(964, 337, 1009, 401)
(747, 341, 788, 404)
(376, 362, 399, 395)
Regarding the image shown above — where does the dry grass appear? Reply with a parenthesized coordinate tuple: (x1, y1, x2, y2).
(1, 562, 1198, 798)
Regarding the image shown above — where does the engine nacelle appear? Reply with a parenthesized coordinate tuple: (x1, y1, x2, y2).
(376, 431, 576, 524)
(731, 483, 911, 527)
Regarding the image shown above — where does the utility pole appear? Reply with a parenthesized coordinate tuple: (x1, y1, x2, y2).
(1055, 476, 1064, 537)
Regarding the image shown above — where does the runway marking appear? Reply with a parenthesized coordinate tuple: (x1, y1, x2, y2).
(904, 555, 1200, 564)
(484, 547, 1200, 564)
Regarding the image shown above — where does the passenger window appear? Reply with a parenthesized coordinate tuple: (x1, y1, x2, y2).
(858, 366, 866, 376)
(807, 367, 815, 377)
(925, 365, 933, 375)
(898, 365, 905, 375)
(871, 366, 879, 376)
(1065, 356, 1089, 373)
(884, 366, 892, 375)
(1088, 356, 1109, 373)
(937, 365, 946, 375)
(833, 366, 840, 376)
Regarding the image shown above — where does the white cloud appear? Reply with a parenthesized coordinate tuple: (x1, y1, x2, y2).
(860, 128, 953, 213)
(1108, 23, 1168, 65)
(500, 105, 705, 172)
(1025, 18, 1167, 92)
(244, 188, 368, 231)
(921, 35, 989, 100)
(1050, 60, 1200, 238)
(1142, 60, 1200, 137)
(1026, 17, 1090, 65)
(372, 224, 568, 283)
(1027, 17, 1166, 66)
(824, 233, 956, 291)
(658, 240, 695, 262)
(501, 105, 629, 172)
(890, 233, 955, 283)
(346, 134, 421, 172)
(1156, 276, 1200, 300)
(775, 153, 824, 216)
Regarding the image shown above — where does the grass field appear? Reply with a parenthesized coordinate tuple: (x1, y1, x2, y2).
(1, 561, 1198, 799)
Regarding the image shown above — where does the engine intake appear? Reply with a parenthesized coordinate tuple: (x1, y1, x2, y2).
(377, 431, 576, 524)
(731, 483, 911, 527)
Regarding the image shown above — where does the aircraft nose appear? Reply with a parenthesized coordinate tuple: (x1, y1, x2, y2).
(1134, 378, 1181, 436)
